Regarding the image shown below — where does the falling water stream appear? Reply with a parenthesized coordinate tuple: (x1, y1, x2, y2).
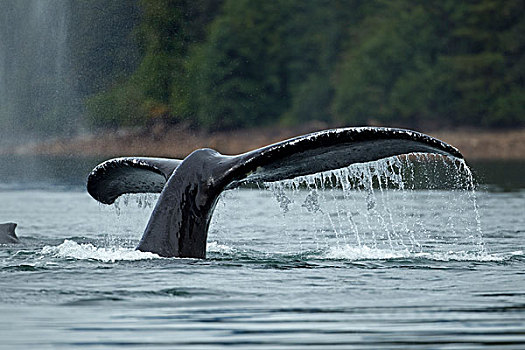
(261, 155, 485, 260)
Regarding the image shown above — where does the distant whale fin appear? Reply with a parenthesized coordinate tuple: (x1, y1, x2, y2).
(0, 222, 18, 244)
(87, 127, 463, 258)
(87, 157, 182, 204)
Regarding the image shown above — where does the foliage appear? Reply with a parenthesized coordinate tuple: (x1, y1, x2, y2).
(2, 0, 523, 137)
(174, 0, 361, 129)
(185, 0, 293, 129)
(333, 0, 525, 128)
(100, 0, 522, 130)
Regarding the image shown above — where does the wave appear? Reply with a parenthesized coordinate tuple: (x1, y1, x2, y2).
(321, 244, 522, 262)
(207, 241, 234, 254)
(324, 245, 408, 260)
(41, 240, 161, 262)
(40, 240, 236, 262)
(40, 240, 521, 263)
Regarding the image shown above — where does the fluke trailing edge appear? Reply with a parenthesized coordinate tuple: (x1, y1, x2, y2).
(87, 127, 463, 259)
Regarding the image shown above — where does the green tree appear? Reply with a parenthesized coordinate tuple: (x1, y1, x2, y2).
(333, 1, 455, 127)
(333, 0, 524, 128)
(135, 0, 221, 120)
(182, 0, 364, 129)
(281, 0, 364, 125)
(184, 0, 292, 129)
(84, 0, 525, 130)
(445, 0, 524, 126)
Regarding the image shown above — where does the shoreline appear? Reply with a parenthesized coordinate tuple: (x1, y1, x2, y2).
(2, 124, 525, 161)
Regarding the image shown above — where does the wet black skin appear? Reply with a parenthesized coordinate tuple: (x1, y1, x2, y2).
(87, 127, 463, 259)
(0, 223, 18, 244)
(136, 149, 234, 258)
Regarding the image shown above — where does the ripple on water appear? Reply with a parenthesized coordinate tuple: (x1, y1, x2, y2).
(1, 264, 47, 272)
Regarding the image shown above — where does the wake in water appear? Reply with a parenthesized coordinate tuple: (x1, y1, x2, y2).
(39, 239, 521, 263)
(40, 240, 235, 262)
(42, 240, 161, 262)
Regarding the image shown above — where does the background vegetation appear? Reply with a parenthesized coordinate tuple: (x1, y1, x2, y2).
(2, 0, 524, 139)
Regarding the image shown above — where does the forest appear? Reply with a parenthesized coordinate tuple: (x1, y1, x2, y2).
(1, 0, 524, 139)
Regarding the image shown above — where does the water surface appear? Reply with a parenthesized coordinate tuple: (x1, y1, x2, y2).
(0, 157, 524, 349)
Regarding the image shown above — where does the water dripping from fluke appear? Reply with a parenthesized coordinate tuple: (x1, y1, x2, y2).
(113, 193, 159, 216)
(263, 154, 488, 261)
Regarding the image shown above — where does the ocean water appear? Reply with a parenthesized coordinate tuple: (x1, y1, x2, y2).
(0, 156, 524, 349)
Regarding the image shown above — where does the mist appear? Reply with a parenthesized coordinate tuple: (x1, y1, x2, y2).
(0, 0, 140, 146)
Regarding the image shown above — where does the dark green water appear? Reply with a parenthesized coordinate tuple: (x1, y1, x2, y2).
(0, 156, 524, 349)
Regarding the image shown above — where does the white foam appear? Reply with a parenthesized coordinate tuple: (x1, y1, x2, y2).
(322, 244, 516, 262)
(324, 244, 409, 260)
(413, 251, 506, 262)
(41, 240, 235, 262)
(42, 240, 161, 262)
(207, 241, 234, 254)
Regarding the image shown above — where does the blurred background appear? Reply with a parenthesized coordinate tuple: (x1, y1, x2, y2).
(0, 0, 524, 187)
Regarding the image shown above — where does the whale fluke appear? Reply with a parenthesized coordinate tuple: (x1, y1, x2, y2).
(87, 127, 463, 258)
(0, 223, 19, 244)
(87, 157, 182, 205)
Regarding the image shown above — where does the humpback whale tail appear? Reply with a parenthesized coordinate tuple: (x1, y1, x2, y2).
(87, 127, 462, 258)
